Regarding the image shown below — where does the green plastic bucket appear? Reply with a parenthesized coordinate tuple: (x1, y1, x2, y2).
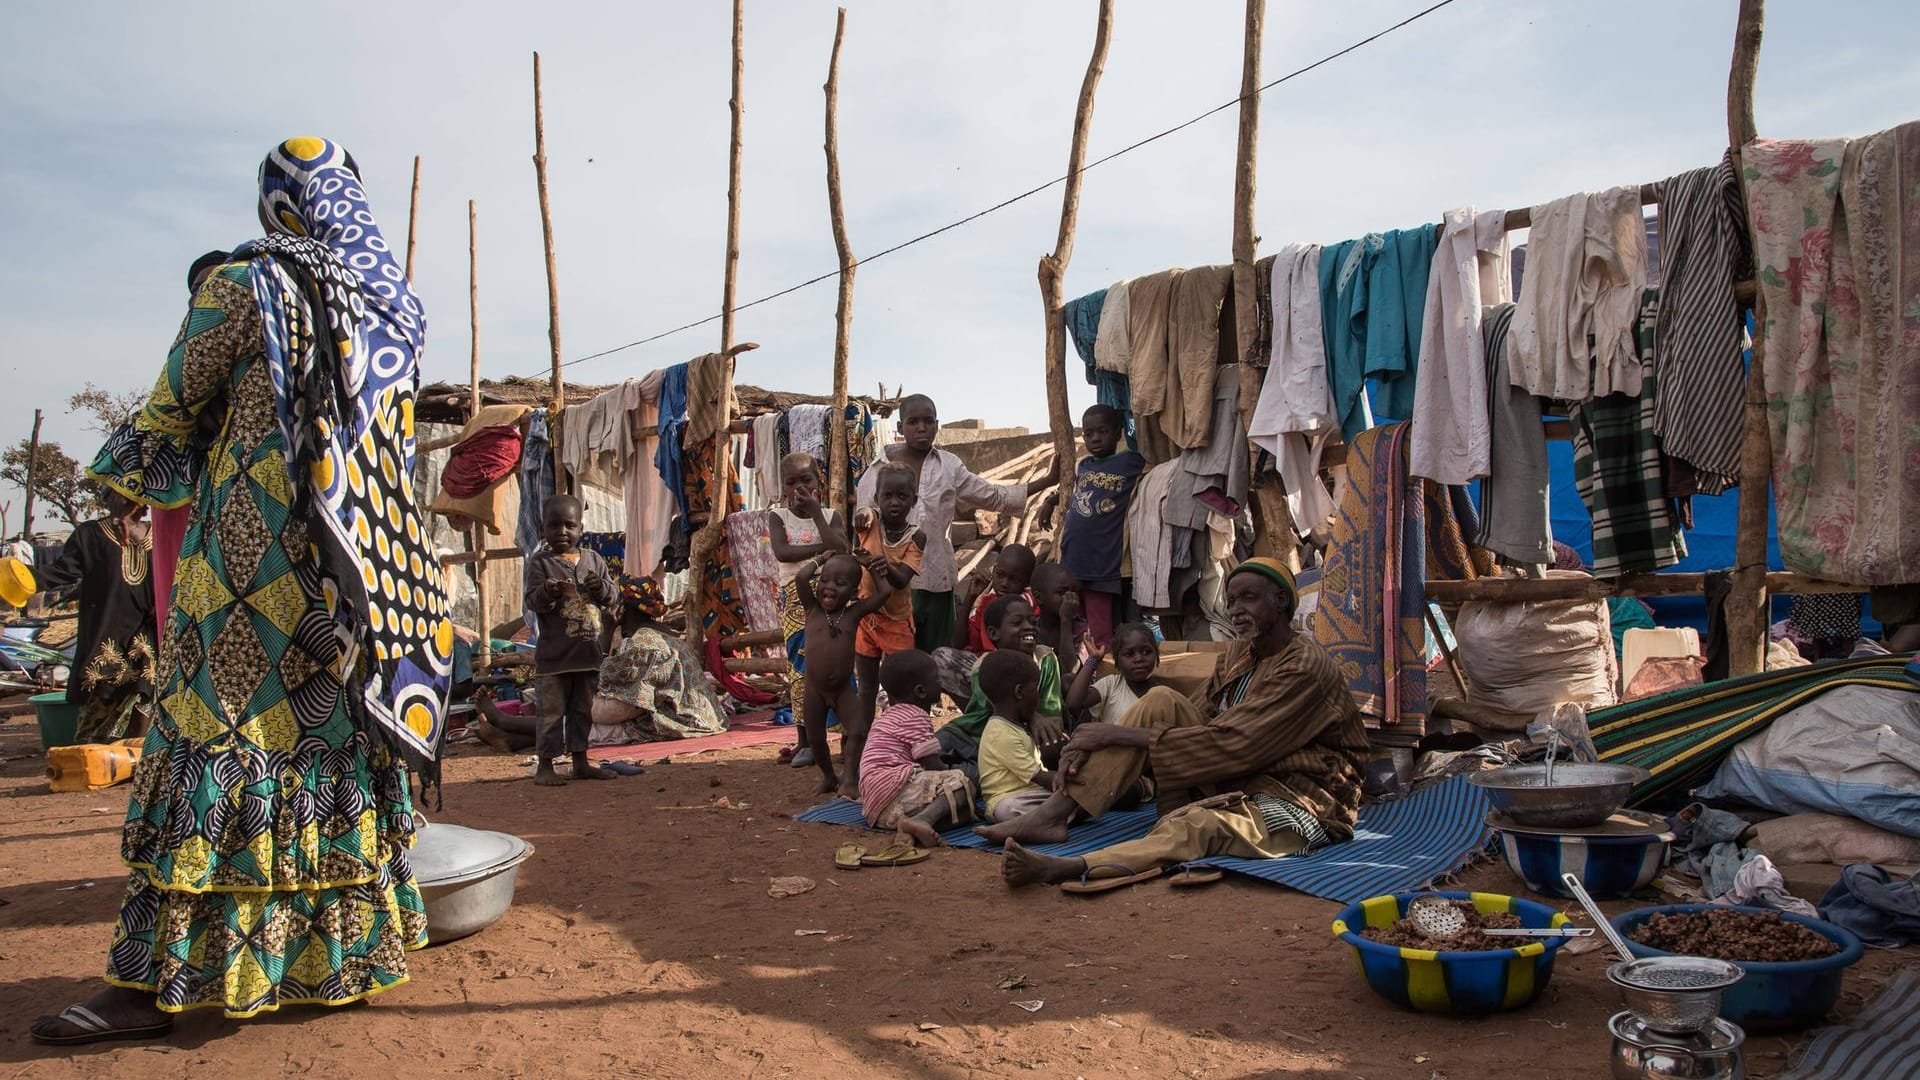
(31, 691, 79, 750)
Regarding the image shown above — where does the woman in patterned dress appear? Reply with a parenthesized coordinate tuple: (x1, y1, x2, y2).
(32, 138, 453, 1044)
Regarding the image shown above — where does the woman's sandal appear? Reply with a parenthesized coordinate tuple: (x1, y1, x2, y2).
(858, 843, 930, 867)
(834, 843, 867, 870)
(30, 1004, 173, 1046)
(1059, 863, 1163, 895)
(1168, 866, 1225, 889)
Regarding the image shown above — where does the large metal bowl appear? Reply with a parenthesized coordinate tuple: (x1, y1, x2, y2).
(411, 822, 535, 944)
(1467, 763, 1651, 829)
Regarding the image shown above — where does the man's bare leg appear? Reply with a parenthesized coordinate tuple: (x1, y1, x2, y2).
(973, 789, 1076, 845)
(1000, 839, 1087, 887)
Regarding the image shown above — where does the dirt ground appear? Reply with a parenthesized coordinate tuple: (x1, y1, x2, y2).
(0, 716, 1911, 1079)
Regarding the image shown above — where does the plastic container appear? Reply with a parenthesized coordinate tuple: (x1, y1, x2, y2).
(46, 741, 141, 792)
(1331, 891, 1573, 1014)
(1498, 827, 1673, 899)
(31, 691, 79, 749)
(1611, 904, 1864, 1032)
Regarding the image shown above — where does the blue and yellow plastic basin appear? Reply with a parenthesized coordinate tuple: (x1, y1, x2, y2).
(1611, 904, 1863, 1032)
(1331, 891, 1573, 1014)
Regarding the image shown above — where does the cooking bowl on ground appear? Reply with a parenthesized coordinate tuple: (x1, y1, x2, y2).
(1607, 955, 1744, 1035)
(1331, 891, 1572, 1014)
(1611, 904, 1863, 1032)
(1491, 809, 1673, 899)
(1467, 763, 1650, 829)
(411, 821, 535, 944)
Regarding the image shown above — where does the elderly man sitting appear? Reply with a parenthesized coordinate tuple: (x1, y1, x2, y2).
(977, 558, 1369, 890)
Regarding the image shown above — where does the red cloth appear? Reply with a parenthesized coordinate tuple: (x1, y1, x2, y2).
(149, 505, 190, 652)
(442, 425, 523, 498)
(703, 636, 778, 707)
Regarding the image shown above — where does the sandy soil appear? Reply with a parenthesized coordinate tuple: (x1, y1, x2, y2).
(0, 717, 1910, 1079)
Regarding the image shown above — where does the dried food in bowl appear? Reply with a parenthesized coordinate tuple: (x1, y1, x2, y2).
(1611, 904, 1863, 1032)
(1331, 891, 1572, 1014)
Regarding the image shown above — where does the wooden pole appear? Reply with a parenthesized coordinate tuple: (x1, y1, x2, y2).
(532, 53, 567, 483)
(1724, 0, 1770, 677)
(405, 155, 422, 282)
(1037, 0, 1115, 531)
(824, 7, 855, 518)
(688, 0, 747, 651)
(20, 409, 42, 538)
(1230, 0, 1300, 571)
(468, 198, 491, 672)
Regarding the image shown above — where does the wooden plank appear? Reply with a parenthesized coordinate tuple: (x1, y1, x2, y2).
(442, 547, 522, 567)
(724, 657, 790, 675)
(405, 155, 422, 281)
(467, 196, 491, 672)
(824, 7, 855, 518)
(1724, 0, 1771, 677)
(1424, 569, 1857, 604)
(532, 52, 567, 480)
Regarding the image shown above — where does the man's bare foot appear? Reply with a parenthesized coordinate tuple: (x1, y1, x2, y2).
(837, 775, 861, 801)
(30, 985, 171, 1045)
(533, 761, 567, 787)
(1000, 840, 1085, 888)
(974, 809, 1071, 846)
(470, 719, 512, 753)
(571, 760, 615, 780)
(896, 818, 943, 849)
(813, 771, 840, 795)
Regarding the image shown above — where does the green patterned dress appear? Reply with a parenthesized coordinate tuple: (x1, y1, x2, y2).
(90, 263, 426, 1017)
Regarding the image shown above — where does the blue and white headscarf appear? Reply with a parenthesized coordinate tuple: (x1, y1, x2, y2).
(237, 137, 451, 760)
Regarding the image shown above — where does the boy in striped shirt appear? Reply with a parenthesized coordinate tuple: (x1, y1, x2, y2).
(858, 650, 976, 848)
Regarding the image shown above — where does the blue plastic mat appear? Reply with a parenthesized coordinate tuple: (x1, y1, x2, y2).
(793, 797, 1158, 858)
(1190, 775, 1493, 903)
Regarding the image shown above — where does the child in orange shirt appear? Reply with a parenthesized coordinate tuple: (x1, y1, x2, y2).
(852, 463, 927, 788)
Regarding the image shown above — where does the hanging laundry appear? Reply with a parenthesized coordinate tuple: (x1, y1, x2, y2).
(1478, 303, 1554, 566)
(1126, 460, 1182, 610)
(1165, 366, 1249, 529)
(727, 509, 783, 634)
(561, 381, 642, 492)
(1094, 279, 1131, 374)
(786, 403, 833, 466)
(1745, 122, 1920, 585)
(1311, 422, 1486, 748)
(1410, 207, 1510, 483)
(683, 436, 749, 640)
(685, 351, 736, 450)
(1509, 186, 1647, 400)
(430, 403, 531, 535)
(750, 411, 783, 505)
(626, 368, 674, 578)
(1652, 153, 1750, 495)
(515, 408, 553, 556)
(1319, 227, 1437, 441)
(1248, 243, 1338, 536)
(1065, 284, 1134, 444)
(655, 362, 692, 522)
(1065, 287, 1106, 370)
(1246, 253, 1277, 367)
(1125, 268, 1182, 464)
(1163, 264, 1233, 451)
(1568, 290, 1688, 577)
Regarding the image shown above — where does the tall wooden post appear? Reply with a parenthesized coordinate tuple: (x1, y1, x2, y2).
(824, 7, 855, 517)
(1037, 0, 1115, 529)
(20, 409, 42, 538)
(532, 53, 567, 480)
(1724, 0, 1769, 677)
(468, 198, 492, 670)
(689, 0, 747, 650)
(405, 155, 422, 282)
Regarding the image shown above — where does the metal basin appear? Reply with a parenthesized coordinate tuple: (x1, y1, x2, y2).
(411, 822, 535, 944)
(1609, 956, 1745, 1035)
(1467, 763, 1651, 829)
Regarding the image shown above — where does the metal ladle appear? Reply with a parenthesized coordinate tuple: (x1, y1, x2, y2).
(1562, 871, 1637, 962)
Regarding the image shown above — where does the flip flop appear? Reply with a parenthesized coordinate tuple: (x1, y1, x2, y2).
(1168, 866, 1225, 889)
(834, 843, 867, 870)
(30, 1004, 173, 1046)
(1059, 864, 1164, 895)
(858, 843, 931, 867)
(601, 761, 646, 776)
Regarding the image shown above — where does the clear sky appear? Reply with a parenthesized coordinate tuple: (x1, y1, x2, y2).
(2, 0, 1915, 527)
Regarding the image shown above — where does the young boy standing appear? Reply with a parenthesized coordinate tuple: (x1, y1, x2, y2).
(852, 463, 927, 779)
(855, 394, 1056, 653)
(858, 650, 975, 848)
(770, 453, 849, 768)
(523, 494, 618, 786)
(1057, 405, 1146, 649)
(795, 551, 893, 795)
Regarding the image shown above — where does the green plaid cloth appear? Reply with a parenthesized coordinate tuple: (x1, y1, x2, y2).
(1569, 289, 1688, 576)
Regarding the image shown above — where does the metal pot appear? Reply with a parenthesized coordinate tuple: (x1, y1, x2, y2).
(1608, 956, 1745, 1035)
(1467, 763, 1651, 829)
(1609, 1012, 1745, 1080)
(411, 821, 535, 944)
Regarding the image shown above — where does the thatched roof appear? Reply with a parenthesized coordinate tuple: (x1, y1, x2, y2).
(416, 376, 898, 425)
